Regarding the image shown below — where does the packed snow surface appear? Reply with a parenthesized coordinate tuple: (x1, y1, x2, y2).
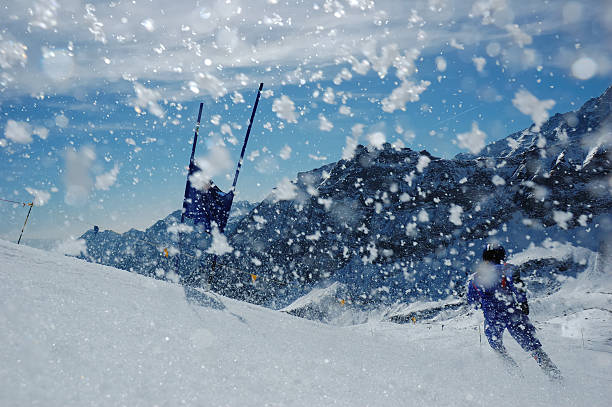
(1, 240, 611, 406)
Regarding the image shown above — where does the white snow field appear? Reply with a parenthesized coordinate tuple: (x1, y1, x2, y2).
(1, 239, 611, 407)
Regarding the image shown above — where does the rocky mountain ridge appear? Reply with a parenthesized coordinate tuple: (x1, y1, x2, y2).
(80, 85, 611, 315)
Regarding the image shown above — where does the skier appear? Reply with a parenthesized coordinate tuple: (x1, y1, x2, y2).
(467, 244, 562, 380)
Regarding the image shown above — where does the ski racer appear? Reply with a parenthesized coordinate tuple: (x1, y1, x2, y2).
(467, 244, 562, 380)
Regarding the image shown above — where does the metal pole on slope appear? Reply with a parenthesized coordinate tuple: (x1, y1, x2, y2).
(230, 82, 264, 192)
(177, 103, 204, 284)
(181, 102, 205, 224)
(208, 82, 264, 288)
(17, 202, 34, 245)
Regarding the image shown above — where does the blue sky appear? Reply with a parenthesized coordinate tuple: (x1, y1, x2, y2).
(0, 0, 611, 241)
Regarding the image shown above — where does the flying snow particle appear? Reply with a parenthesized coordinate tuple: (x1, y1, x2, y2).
(261, 89, 274, 99)
(339, 105, 352, 116)
(342, 136, 359, 160)
(367, 132, 386, 149)
(84, 4, 107, 44)
(512, 89, 555, 131)
(381, 80, 431, 113)
(308, 154, 328, 161)
(64, 147, 96, 206)
(474, 262, 498, 289)
(334, 68, 352, 85)
(435, 56, 447, 72)
(54, 237, 87, 256)
(25, 187, 50, 206)
(55, 114, 69, 128)
(317, 198, 333, 211)
(471, 0, 513, 25)
(141, 18, 155, 32)
(4, 120, 32, 144)
(492, 175, 506, 186)
(505, 24, 532, 48)
(192, 72, 227, 98)
(28, 0, 59, 29)
(32, 127, 48, 140)
(167, 223, 193, 235)
(220, 124, 235, 142)
(207, 226, 233, 256)
(319, 114, 334, 131)
(323, 87, 336, 104)
(449, 38, 464, 50)
(507, 137, 520, 150)
(416, 155, 431, 173)
(362, 242, 378, 264)
(199, 7, 212, 19)
(273, 177, 298, 201)
(457, 122, 487, 154)
(349, 56, 370, 75)
(95, 164, 119, 190)
(210, 115, 221, 126)
(405, 222, 417, 237)
(231, 91, 245, 104)
(449, 204, 463, 226)
(352, 123, 365, 139)
(0, 38, 28, 70)
(191, 142, 232, 190)
(473, 56, 486, 72)
(553, 211, 573, 230)
(133, 83, 165, 118)
(279, 145, 292, 160)
(571, 57, 598, 80)
(486, 42, 501, 57)
(306, 231, 322, 241)
(417, 209, 429, 223)
(248, 150, 260, 162)
(272, 95, 298, 123)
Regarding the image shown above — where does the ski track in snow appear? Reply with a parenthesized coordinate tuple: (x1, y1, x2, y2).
(1, 240, 611, 406)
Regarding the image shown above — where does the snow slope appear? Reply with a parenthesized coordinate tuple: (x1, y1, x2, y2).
(1, 239, 611, 406)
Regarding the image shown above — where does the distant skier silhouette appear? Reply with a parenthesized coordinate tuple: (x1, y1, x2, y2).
(467, 244, 562, 380)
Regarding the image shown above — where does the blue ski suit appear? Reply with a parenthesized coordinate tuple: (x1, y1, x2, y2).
(467, 263, 542, 353)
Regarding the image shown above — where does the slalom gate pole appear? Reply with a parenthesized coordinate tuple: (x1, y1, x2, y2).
(177, 102, 204, 284)
(17, 202, 34, 245)
(180, 102, 204, 224)
(231, 82, 263, 191)
(207, 83, 262, 288)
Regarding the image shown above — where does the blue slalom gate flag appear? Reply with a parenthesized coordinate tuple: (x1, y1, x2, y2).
(180, 83, 263, 236)
(183, 165, 234, 233)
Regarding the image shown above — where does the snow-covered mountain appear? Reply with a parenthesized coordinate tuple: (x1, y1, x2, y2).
(217, 85, 611, 308)
(76, 86, 611, 316)
(1, 238, 611, 406)
(77, 200, 257, 280)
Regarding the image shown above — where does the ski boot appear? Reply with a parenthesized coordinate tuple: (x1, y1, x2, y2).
(531, 348, 562, 381)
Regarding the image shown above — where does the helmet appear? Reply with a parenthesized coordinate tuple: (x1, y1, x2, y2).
(482, 243, 506, 264)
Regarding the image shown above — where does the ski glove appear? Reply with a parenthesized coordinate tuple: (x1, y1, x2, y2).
(519, 301, 529, 315)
